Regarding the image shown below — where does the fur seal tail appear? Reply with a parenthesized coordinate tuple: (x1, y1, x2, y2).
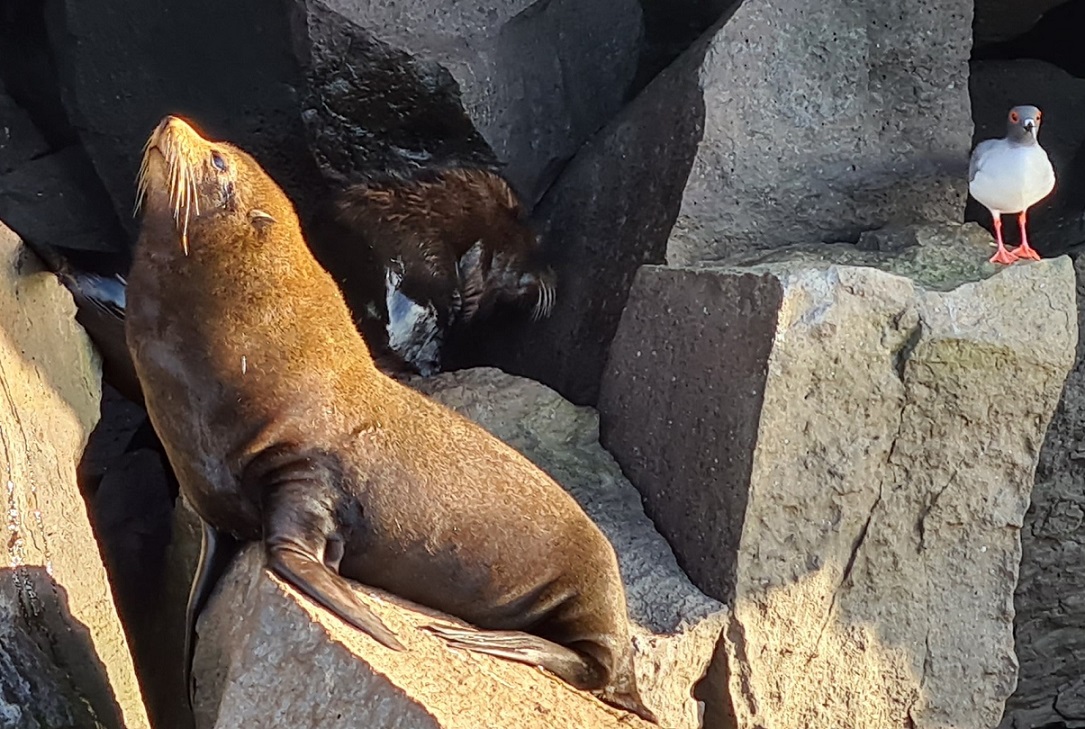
(423, 624, 657, 723)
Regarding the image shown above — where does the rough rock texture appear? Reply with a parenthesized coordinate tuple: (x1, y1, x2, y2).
(0, 222, 148, 728)
(667, 0, 973, 263)
(1000, 253, 1085, 729)
(0, 82, 49, 175)
(475, 0, 975, 406)
(972, 0, 1073, 47)
(968, 59, 1085, 256)
(189, 368, 725, 729)
(44, 0, 644, 231)
(599, 223, 1078, 729)
(0, 83, 124, 253)
(0, 146, 127, 253)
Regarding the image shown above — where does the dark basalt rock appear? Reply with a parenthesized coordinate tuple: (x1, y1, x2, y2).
(43, 0, 646, 238)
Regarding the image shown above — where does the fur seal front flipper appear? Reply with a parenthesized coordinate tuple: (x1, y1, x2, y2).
(252, 448, 404, 651)
(184, 521, 241, 707)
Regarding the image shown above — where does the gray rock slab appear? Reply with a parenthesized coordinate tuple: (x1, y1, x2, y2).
(600, 223, 1078, 729)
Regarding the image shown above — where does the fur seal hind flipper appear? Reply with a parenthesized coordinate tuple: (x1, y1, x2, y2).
(265, 546, 404, 650)
(185, 520, 242, 708)
(423, 624, 657, 723)
(259, 470, 404, 651)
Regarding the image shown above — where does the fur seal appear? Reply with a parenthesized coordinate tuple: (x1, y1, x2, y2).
(309, 167, 556, 376)
(124, 116, 654, 722)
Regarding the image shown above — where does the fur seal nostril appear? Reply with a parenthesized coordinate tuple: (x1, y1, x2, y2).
(125, 117, 655, 722)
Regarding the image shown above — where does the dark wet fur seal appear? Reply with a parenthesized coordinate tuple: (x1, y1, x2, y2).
(309, 167, 556, 377)
(124, 116, 654, 722)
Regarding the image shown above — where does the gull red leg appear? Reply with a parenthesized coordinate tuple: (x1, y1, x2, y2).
(1010, 210, 1042, 261)
(989, 213, 1017, 265)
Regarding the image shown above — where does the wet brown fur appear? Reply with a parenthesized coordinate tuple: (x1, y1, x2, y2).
(124, 117, 652, 721)
(308, 166, 555, 376)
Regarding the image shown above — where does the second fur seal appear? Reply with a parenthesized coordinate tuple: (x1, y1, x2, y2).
(310, 167, 556, 376)
(124, 116, 655, 722)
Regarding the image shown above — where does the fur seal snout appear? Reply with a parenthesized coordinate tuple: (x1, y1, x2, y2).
(125, 116, 655, 722)
(310, 167, 557, 376)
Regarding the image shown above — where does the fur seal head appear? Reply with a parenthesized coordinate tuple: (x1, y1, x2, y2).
(134, 115, 279, 255)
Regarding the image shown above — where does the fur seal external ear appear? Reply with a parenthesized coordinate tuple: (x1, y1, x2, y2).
(249, 208, 277, 231)
(125, 116, 655, 723)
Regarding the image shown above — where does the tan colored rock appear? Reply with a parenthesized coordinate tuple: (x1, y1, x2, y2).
(1001, 254, 1085, 729)
(191, 368, 726, 729)
(0, 222, 148, 728)
(599, 224, 1078, 729)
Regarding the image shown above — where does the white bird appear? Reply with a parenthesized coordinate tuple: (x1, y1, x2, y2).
(968, 104, 1056, 265)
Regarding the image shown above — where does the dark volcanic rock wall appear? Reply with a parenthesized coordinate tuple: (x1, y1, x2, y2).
(41, 0, 649, 236)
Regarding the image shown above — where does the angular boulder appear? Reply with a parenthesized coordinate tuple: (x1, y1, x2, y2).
(190, 369, 726, 729)
(478, 0, 975, 405)
(0, 222, 148, 728)
(598, 223, 1078, 729)
(1000, 254, 1085, 729)
(44, 0, 643, 229)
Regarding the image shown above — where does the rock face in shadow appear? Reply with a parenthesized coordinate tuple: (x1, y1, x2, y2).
(972, 0, 1073, 47)
(186, 368, 726, 729)
(1001, 253, 1085, 729)
(43, 0, 644, 232)
(0, 82, 125, 253)
(0, 222, 149, 728)
(475, 0, 975, 406)
(599, 223, 1078, 729)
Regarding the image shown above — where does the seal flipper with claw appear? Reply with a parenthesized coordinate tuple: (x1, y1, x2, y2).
(247, 446, 403, 651)
(423, 624, 656, 722)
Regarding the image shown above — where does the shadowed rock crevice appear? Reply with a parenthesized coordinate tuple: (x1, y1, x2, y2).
(1000, 253, 1085, 729)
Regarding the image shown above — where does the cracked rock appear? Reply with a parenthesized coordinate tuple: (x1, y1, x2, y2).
(1001, 254, 1085, 729)
(0, 222, 149, 728)
(599, 222, 1078, 729)
(188, 368, 725, 729)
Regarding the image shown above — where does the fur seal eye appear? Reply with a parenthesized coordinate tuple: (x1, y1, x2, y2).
(211, 152, 227, 172)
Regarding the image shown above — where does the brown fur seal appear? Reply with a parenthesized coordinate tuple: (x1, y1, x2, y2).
(124, 116, 654, 722)
(309, 167, 556, 376)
